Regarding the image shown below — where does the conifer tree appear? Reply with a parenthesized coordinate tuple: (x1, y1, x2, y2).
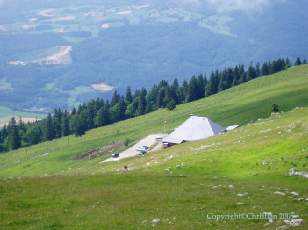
(261, 63, 270, 76)
(247, 65, 257, 81)
(295, 57, 302, 66)
(26, 125, 42, 145)
(96, 104, 110, 126)
(285, 58, 291, 68)
(53, 109, 62, 138)
(61, 112, 70, 136)
(205, 72, 219, 96)
(125, 87, 133, 104)
(111, 90, 120, 106)
(7, 117, 21, 150)
(72, 112, 87, 136)
(44, 113, 55, 141)
(137, 89, 147, 115)
(167, 99, 176, 111)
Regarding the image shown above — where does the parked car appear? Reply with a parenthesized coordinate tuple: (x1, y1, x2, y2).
(136, 146, 149, 155)
(112, 153, 120, 158)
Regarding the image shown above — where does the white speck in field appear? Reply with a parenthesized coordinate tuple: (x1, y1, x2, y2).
(283, 219, 304, 227)
(290, 192, 299, 196)
(228, 185, 234, 189)
(211, 185, 222, 189)
(165, 168, 172, 174)
(236, 202, 245, 205)
(41, 153, 49, 157)
(274, 191, 286, 196)
(288, 168, 308, 178)
(237, 192, 248, 197)
(261, 160, 270, 166)
(151, 218, 160, 226)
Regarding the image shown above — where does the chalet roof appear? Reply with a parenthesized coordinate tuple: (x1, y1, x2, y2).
(162, 116, 225, 144)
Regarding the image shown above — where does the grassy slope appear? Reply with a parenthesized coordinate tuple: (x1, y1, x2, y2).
(0, 65, 308, 176)
(0, 103, 307, 229)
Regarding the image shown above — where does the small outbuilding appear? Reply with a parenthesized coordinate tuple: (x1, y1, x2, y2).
(162, 116, 225, 147)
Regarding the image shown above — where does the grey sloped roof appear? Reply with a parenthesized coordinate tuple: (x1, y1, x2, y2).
(162, 116, 225, 144)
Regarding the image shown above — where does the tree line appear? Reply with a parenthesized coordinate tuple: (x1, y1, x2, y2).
(0, 57, 306, 152)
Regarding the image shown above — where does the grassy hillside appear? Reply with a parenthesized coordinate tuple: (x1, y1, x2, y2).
(0, 104, 307, 229)
(0, 65, 308, 177)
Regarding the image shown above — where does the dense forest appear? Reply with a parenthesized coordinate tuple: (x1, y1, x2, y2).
(0, 57, 306, 153)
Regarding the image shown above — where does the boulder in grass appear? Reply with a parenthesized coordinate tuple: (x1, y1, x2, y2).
(274, 191, 286, 196)
(152, 218, 161, 225)
(283, 219, 304, 227)
(290, 191, 299, 196)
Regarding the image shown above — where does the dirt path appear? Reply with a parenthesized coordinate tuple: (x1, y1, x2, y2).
(103, 134, 166, 162)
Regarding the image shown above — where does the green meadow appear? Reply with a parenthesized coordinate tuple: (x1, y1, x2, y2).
(0, 65, 307, 229)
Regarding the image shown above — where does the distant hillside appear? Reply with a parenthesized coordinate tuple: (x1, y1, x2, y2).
(0, 65, 308, 177)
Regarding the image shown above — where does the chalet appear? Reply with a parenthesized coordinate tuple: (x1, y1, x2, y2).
(162, 116, 225, 147)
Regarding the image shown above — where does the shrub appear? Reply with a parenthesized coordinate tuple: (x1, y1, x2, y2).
(167, 100, 176, 111)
